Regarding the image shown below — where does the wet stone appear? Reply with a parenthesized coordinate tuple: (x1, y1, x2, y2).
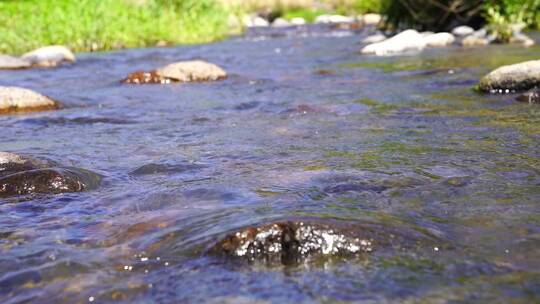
(208, 219, 437, 265)
(0, 152, 101, 198)
(122, 70, 168, 84)
(324, 183, 388, 194)
(130, 162, 206, 176)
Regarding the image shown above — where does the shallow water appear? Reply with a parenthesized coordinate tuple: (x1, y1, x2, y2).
(1, 25, 539, 303)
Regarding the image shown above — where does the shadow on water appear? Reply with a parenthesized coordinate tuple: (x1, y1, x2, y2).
(0, 25, 539, 302)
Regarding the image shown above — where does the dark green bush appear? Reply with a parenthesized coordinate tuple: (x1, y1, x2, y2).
(381, 0, 484, 31)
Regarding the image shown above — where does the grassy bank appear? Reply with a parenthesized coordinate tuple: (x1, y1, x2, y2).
(0, 0, 234, 55)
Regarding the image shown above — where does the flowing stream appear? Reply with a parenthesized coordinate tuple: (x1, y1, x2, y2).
(1, 25, 539, 303)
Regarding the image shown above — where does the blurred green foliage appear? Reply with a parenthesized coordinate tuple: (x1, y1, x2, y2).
(0, 0, 233, 54)
(380, 0, 540, 32)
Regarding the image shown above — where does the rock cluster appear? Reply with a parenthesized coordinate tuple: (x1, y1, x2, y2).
(0, 152, 101, 198)
(0, 45, 75, 69)
(123, 60, 227, 84)
(361, 25, 535, 56)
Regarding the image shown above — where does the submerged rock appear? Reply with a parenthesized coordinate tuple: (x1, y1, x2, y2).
(209, 219, 437, 265)
(479, 60, 540, 93)
(0, 55, 31, 70)
(124, 61, 226, 84)
(516, 87, 539, 103)
(424, 32, 455, 47)
(0, 152, 101, 198)
(21, 45, 75, 67)
(361, 30, 425, 56)
(0, 86, 58, 114)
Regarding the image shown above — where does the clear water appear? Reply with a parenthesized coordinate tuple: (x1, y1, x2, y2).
(1, 26, 539, 303)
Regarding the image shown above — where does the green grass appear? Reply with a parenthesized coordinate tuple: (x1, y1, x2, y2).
(0, 0, 235, 55)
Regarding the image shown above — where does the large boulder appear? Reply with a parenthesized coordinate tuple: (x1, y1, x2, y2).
(123, 60, 227, 84)
(0, 86, 58, 114)
(478, 60, 540, 93)
(21, 45, 76, 67)
(0, 55, 31, 70)
(361, 29, 426, 56)
(424, 32, 455, 47)
(0, 152, 101, 198)
(516, 87, 539, 103)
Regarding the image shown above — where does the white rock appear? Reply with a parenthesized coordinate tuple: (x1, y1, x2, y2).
(471, 28, 487, 38)
(156, 60, 227, 82)
(290, 17, 306, 26)
(361, 29, 426, 56)
(362, 14, 382, 25)
(329, 15, 354, 24)
(0, 55, 31, 70)
(424, 32, 455, 47)
(361, 33, 386, 44)
(420, 31, 435, 37)
(510, 33, 536, 47)
(314, 14, 332, 24)
(272, 18, 291, 28)
(243, 15, 269, 27)
(0, 86, 58, 113)
(452, 25, 474, 36)
(21, 45, 75, 67)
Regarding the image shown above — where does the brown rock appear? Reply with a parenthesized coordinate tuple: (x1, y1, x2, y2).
(122, 70, 168, 84)
(0, 152, 101, 198)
